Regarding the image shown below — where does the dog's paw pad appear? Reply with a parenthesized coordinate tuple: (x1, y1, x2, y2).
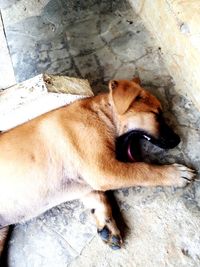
(98, 227, 122, 249)
(97, 226, 110, 242)
(111, 235, 121, 245)
(110, 244, 121, 250)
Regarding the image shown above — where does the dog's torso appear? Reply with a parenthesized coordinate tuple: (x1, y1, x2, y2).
(0, 94, 115, 226)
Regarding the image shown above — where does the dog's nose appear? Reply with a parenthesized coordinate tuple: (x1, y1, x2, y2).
(155, 122, 181, 149)
(164, 133, 180, 149)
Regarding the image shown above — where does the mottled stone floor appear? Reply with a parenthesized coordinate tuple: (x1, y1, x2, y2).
(0, 0, 170, 92)
(0, 0, 200, 267)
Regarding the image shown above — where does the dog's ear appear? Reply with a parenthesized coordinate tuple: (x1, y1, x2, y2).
(132, 77, 141, 85)
(109, 80, 140, 115)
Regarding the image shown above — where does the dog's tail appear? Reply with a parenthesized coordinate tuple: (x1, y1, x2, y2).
(0, 226, 10, 266)
(0, 227, 9, 256)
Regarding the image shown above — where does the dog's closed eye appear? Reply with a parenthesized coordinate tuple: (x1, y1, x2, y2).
(135, 95, 142, 101)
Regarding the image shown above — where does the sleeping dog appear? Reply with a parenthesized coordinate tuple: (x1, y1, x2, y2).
(0, 78, 195, 253)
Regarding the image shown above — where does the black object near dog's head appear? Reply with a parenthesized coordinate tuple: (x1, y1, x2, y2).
(116, 113, 180, 163)
(116, 132, 142, 163)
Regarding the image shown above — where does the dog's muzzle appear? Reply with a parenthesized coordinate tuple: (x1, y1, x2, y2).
(151, 113, 180, 149)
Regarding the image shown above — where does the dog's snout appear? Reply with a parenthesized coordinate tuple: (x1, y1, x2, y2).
(156, 117, 180, 149)
(159, 131, 180, 149)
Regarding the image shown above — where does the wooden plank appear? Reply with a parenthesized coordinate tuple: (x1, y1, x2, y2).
(0, 74, 93, 131)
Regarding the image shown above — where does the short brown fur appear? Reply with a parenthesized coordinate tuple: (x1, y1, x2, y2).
(0, 79, 195, 253)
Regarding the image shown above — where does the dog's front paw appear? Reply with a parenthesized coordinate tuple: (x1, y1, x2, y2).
(167, 163, 196, 187)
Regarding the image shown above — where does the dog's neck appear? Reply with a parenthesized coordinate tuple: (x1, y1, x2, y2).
(90, 93, 125, 137)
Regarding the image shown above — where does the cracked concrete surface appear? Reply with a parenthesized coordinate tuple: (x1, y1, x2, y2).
(0, 12, 15, 89)
(1, 0, 170, 91)
(0, 0, 200, 266)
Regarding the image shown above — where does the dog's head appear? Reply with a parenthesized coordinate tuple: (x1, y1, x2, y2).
(109, 78, 180, 149)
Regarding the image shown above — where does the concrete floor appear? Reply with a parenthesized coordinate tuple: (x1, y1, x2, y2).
(0, 0, 200, 266)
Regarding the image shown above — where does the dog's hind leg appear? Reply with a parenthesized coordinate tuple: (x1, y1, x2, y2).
(82, 191, 122, 250)
(0, 227, 9, 255)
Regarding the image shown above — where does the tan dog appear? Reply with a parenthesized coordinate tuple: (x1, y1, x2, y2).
(0, 78, 195, 254)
